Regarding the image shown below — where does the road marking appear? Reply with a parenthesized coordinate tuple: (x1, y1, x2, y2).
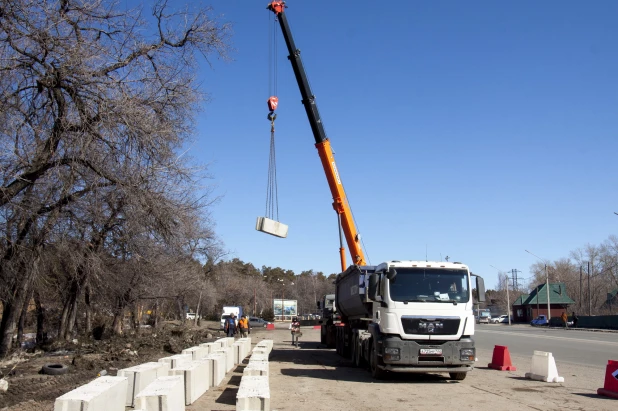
(476, 329, 618, 346)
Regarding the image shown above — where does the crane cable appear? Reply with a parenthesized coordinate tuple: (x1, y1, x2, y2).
(265, 12, 280, 221)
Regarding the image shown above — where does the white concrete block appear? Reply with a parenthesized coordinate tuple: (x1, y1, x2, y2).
(237, 338, 251, 359)
(255, 216, 288, 238)
(54, 376, 127, 411)
(232, 342, 243, 364)
(243, 361, 269, 377)
(158, 353, 193, 369)
(525, 351, 564, 383)
(252, 347, 268, 356)
(135, 376, 185, 411)
(249, 353, 269, 363)
(202, 353, 226, 387)
(118, 362, 171, 406)
(170, 360, 210, 405)
(236, 375, 270, 411)
(255, 340, 273, 354)
(215, 338, 229, 348)
(214, 347, 234, 373)
(182, 346, 209, 361)
(199, 342, 217, 354)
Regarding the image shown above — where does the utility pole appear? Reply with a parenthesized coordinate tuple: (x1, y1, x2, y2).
(579, 266, 583, 313)
(588, 261, 592, 316)
(510, 269, 521, 290)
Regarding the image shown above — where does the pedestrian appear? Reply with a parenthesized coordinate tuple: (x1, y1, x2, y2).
(561, 311, 568, 329)
(238, 315, 250, 338)
(572, 312, 579, 328)
(225, 313, 237, 337)
(290, 317, 301, 346)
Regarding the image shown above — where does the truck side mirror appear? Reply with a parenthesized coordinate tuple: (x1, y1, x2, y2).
(316, 301, 321, 309)
(368, 273, 379, 300)
(386, 267, 397, 281)
(476, 276, 486, 303)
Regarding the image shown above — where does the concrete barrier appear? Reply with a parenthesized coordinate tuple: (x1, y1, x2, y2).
(202, 353, 226, 387)
(158, 353, 193, 369)
(243, 361, 269, 377)
(54, 376, 128, 411)
(135, 375, 185, 411)
(118, 362, 170, 406)
(182, 346, 209, 361)
(214, 347, 234, 373)
(199, 342, 218, 354)
(255, 340, 273, 354)
(169, 360, 210, 405)
(249, 352, 269, 363)
(236, 375, 270, 411)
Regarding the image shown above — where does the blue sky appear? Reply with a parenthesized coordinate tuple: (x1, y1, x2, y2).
(174, 0, 617, 289)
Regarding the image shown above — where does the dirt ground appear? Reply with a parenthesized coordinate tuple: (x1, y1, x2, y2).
(1, 323, 615, 411)
(0, 321, 227, 411)
(192, 326, 616, 411)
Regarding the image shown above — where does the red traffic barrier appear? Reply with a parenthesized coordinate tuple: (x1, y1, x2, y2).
(488, 345, 517, 371)
(597, 359, 618, 399)
(266, 323, 275, 330)
(313, 325, 321, 329)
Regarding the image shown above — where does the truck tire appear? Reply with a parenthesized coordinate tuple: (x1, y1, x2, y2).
(449, 372, 467, 381)
(369, 343, 387, 380)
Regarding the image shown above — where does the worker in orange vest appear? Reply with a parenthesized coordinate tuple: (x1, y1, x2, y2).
(238, 315, 250, 338)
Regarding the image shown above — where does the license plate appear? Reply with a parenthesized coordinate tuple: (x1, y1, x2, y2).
(420, 348, 442, 355)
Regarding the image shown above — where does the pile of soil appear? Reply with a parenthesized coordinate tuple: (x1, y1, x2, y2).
(0, 321, 224, 411)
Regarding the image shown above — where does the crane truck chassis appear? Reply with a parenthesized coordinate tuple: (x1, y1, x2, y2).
(267, 2, 487, 380)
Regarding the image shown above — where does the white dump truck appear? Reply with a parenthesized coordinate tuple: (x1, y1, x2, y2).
(333, 261, 485, 380)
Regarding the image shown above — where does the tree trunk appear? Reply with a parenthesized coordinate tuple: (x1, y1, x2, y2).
(34, 290, 46, 344)
(194, 291, 202, 327)
(16, 288, 34, 348)
(153, 300, 159, 329)
(84, 286, 92, 335)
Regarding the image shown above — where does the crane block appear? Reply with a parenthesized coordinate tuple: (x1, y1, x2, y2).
(256, 217, 288, 238)
(267, 96, 279, 112)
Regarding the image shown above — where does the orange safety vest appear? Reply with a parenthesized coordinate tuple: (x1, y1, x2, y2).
(238, 318, 249, 329)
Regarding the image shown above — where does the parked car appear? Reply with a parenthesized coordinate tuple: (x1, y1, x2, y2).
(491, 315, 510, 324)
(477, 312, 491, 324)
(530, 315, 548, 326)
(248, 317, 272, 328)
(186, 312, 199, 320)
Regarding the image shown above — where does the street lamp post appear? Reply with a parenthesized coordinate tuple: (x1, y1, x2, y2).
(525, 250, 551, 323)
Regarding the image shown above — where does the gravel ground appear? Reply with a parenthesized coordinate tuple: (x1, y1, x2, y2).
(190, 326, 616, 411)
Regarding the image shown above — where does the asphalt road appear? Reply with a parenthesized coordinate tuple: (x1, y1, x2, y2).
(475, 324, 618, 369)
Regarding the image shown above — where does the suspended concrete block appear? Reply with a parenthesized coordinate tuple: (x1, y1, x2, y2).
(256, 217, 288, 238)
(525, 350, 564, 383)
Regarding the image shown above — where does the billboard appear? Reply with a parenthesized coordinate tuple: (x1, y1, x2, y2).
(273, 299, 297, 321)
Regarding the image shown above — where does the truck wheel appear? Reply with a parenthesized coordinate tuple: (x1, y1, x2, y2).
(370, 343, 387, 380)
(449, 372, 467, 381)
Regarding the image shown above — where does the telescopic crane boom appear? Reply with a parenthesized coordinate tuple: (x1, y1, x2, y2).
(267, 1, 365, 271)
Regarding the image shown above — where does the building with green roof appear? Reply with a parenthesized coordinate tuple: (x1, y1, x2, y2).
(512, 282, 575, 323)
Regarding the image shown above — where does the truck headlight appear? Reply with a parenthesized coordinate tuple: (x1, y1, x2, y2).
(384, 347, 400, 361)
(460, 348, 475, 361)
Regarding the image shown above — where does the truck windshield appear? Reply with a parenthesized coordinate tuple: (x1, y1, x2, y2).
(389, 268, 470, 303)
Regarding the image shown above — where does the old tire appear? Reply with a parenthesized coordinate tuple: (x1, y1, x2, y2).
(369, 343, 387, 380)
(449, 372, 467, 381)
(42, 364, 69, 375)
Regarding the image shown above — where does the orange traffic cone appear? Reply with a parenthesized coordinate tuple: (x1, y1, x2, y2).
(597, 360, 618, 399)
(488, 345, 517, 371)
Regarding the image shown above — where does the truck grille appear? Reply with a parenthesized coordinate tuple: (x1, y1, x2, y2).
(401, 317, 460, 335)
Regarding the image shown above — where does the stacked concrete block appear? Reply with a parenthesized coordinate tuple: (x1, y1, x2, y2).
(158, 353, 193, 369)
(54, 376, 128, 411)
(118, 362, 171, 407)
(169, 360, 211, 405)
(202, 353, 226, 387)
(249, 352, 269, 363)
(134, 376, 185, 411)
(182, 345, 209, 361)
(236, 376, 270, 411)
(215, 338, 230, 348)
